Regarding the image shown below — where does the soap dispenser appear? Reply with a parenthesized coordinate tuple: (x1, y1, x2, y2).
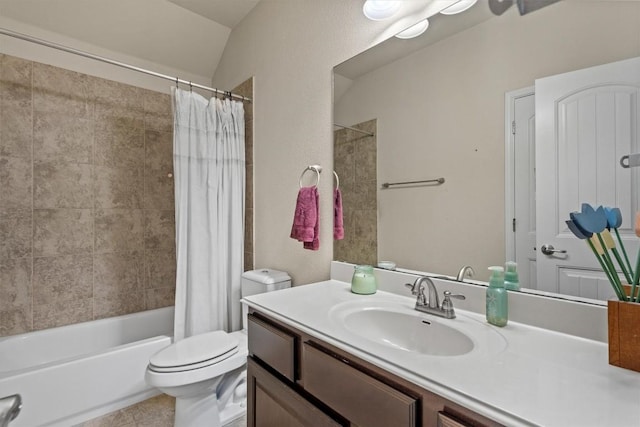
(504, 261, 520, 291)
(486, 266, 508, 327)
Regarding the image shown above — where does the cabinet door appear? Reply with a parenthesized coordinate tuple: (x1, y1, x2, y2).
(247, 358, 342, 427)
(302, 342, 418, 427)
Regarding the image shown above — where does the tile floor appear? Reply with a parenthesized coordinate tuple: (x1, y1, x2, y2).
(79, 395, 247, 426)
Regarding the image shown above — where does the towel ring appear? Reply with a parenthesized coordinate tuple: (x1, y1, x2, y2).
(333, 171, 340, 190)
(299, 165, 322, 188)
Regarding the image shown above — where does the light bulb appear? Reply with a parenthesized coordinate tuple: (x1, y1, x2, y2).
(395, 19, 429, 39)
(363, 0, 402, 21)
(440, 0, 478, 15)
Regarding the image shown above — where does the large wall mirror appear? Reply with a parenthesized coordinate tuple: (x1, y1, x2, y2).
(333, 0, 640, 302)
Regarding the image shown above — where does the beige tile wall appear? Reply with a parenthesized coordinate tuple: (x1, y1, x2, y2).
(0, 54, 255, 424)
(234, 78, 254, 272)
(0, 53, 176, 336)
(333, 119, 377, 266)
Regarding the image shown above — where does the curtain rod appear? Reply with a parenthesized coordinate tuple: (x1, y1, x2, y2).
(333, 123, 375, 137)
(0, 27, 251, 103)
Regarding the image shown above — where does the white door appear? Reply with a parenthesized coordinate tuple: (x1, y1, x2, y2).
(513, 94, 537, 289)
(536, 56, 640, 299)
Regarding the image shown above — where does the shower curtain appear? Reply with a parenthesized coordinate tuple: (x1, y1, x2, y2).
(172, 88, 245, 341)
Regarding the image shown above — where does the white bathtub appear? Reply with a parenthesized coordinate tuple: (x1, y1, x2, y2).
(0, 307, 174, 427)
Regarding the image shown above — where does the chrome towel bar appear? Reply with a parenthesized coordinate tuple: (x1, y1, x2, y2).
(381, 177, 445, 189)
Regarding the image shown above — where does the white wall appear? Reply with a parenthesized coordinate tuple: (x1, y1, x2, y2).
(212, 0, 459, 285)
(334, 1, 640, 280)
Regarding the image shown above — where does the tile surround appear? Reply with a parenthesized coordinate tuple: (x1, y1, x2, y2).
(234, 78, 254, 271)
(0, 54, 176, 336)
(0, 156, 32, 210)
(34, 161, 94, 209)
(0, 209, 32, 260)
(0, 55, 255, 424)
(33, 209, 94, 257)
(0, 258, 32, 310)
(0, 55, 255, 339)
(32, 254, 93, 305)
(34, 112, 93, 163)
(333, 119, 378, 266)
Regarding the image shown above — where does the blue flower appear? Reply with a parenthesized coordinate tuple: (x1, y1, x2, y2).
(571, 203, 608, 234)
(604, 207, 623, 230)
(566, 219, 592, 239)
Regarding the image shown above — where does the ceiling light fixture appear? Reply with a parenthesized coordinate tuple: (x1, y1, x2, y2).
(394, 19, 430, 39)
(440, 0, 478, 15)
(362, 0, 401, 21)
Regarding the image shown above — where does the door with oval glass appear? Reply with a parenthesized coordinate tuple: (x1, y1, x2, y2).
(536, 56, 640, 299)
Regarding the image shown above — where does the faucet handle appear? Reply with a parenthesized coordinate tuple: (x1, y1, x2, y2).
(443, 290, 466, 300)
(405, 281, 424, 295)
(441, 291, 465, 316)
(405, 283, 417, 295)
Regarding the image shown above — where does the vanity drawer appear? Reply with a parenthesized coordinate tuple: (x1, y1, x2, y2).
(302, 342, 417, 427)
(248, 314, 296, 381)
(438, 411, 474, 427)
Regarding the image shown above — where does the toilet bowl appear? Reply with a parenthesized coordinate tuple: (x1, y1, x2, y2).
(145, 331, 248, 427)
(146, 268, 291, 427)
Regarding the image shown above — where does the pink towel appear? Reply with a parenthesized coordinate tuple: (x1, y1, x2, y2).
(333, 188, 344, 240)
(290, 186, 319, 250)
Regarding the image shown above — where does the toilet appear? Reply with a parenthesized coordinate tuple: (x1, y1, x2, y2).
(145, 269, 291, 427)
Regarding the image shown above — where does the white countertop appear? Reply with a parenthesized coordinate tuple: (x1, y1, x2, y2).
(243, 280, 640, 427)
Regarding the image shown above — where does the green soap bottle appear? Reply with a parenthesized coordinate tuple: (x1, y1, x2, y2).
(486, 266, 508, 327)
(504, 261, 520, 291)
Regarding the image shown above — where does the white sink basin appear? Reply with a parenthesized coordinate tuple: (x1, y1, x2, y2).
(329, 299, 506, 358)
(341, 308, 474, 356)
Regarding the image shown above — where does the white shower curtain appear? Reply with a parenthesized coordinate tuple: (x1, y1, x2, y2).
(172, 88, 245, 341)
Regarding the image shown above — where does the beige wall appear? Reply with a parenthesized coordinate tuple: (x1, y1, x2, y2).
(212, 0, 458, 285)
(0, 16, 213, 94)
(334, 1, 640, 279)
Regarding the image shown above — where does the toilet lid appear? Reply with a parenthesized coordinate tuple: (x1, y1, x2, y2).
(149, 331, 239, 371)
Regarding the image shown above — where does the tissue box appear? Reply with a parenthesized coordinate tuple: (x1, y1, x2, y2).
(608, 299, 640, 372)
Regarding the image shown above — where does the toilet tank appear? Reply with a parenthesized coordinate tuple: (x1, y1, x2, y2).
(241, 268, 291, 297)
(241, 269, 291, 330)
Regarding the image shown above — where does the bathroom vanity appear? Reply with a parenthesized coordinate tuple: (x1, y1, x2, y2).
(242, 266, 640, 427)
(246, 308, 500, 427)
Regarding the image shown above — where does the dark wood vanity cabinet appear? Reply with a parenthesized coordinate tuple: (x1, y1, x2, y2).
(246, 311, 503, 427)
(247, 358, 342, 427)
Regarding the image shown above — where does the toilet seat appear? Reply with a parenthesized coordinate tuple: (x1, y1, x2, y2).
(149, 331, 239, 373)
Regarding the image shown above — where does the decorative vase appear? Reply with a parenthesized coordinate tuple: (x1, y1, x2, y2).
(607, 299, 640, 372)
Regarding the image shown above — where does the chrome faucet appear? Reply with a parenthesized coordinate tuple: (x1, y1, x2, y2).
(0, 394, 21, 427)
(405, 276, 466, 319)
(456, 265, 475, 282)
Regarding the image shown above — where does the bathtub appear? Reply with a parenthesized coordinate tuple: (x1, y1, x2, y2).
(0, 307, 174, 427)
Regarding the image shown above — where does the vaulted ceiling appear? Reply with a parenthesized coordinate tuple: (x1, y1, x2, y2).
(0, 0, 261, 80)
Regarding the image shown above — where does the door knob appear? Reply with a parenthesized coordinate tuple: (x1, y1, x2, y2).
(541, 244, 567, 256)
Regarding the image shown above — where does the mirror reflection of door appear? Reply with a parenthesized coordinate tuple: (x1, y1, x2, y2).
(536, 56, 640, 299)
(508, 91, 536, 290)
